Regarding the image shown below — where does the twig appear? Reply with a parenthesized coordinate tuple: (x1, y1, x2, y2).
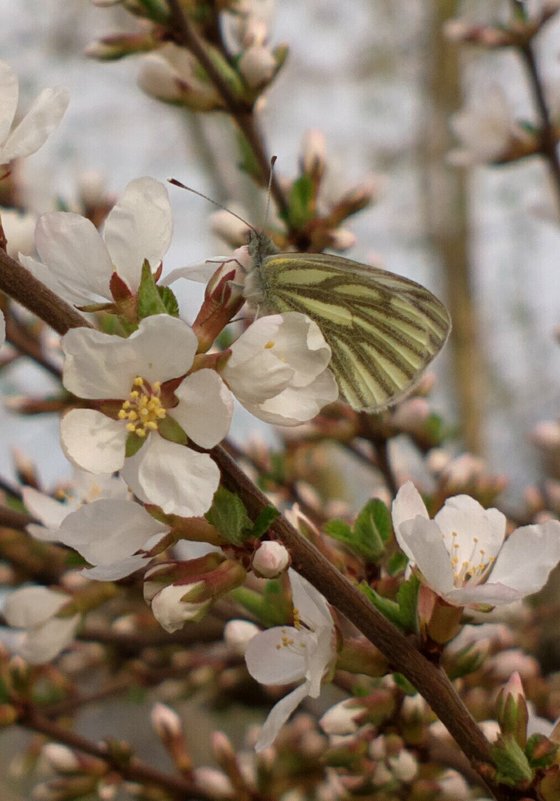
(22, 710, 212, 801)
(211, 444, 524, 801)
(0, 249, 90, 335)
(165, 0, 290, 222)
(4, 310, 62, 380)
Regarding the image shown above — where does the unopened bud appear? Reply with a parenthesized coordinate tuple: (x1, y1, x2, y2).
(328, 228, 356, 251)
(85, 32, 158, 60)
(319, 699, 364, 736)
(252, 541, 290, 578)
(223, 619, 259, 655)
(193, 767, 234, 798)
(151, 702, 182, 739)
(239, 45, 278, 89)
(300, 129, 327, 180)
(42, 743, 80, 773)
(497, 672, 529, 746)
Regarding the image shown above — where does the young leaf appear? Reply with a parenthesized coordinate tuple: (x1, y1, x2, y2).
(205, 486, 253, 546)
(137, 260, 167, 319)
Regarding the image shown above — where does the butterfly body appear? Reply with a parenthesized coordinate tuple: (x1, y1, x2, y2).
(244, 231, 451, 412)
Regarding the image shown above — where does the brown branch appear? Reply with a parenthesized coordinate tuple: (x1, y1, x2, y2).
(165, 0, 290, 221)
(0, 504, 33, 530)
(211, 444, 528, 801)
(22, 710, 212, 801)
(4, 310, 62, 380)
(0, 249, 90, 335)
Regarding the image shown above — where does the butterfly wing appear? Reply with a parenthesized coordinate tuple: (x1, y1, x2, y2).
(254, 252, 451, 412)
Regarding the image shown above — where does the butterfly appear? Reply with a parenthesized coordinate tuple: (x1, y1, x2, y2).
(168, 179, 451, 412)
(241, 230, 451, 413)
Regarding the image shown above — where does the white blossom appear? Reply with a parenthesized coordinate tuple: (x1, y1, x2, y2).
(448, 85, 532, 166)
(60, 315, 233, 517)
(0, 60, 69, 168)
(33, 497, 170, 580)
(222, 313, 338, 425)
(2, 586, 80, 663)
(24, 469, 128, 542)
(392, 481, 560, 607)
(20, 177, 172, 306)
(252, 540, 290, 577)
(245, 569, 336, 751)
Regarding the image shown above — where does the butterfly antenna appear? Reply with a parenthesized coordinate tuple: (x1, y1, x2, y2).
(262, 155, 277, 231)
(168, 178, 258, 234)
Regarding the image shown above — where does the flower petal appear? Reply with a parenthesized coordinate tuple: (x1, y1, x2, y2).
(445, 582, 522, 607)
(23, 486, 71, 528)
(103, 177, 173, 292)
(3, 586, 68, 628)
(173, 369, 233, 448)
(392, 482, 430, 550)
(83, 555, 152, 581)
(18, 614, 80, 664)
(54, 498, 168, 566)
(61, 410, 127, 473)
(121, 436, 219, 517)
(0, 60, 18, 145)
(435, 495, 506, 564)
(397, 517, 456, 596)
(29, 212, 113, 304)
(1, 86, 69, 163)
(245, 625, 307, 685)
(290, 569, 332, 631)
(488, 520, 560, 597)
(252, 370, 338, 425)
(255, 681, 311, 752)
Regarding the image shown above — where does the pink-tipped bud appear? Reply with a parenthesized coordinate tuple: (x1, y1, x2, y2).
(252, 541, 290, 578)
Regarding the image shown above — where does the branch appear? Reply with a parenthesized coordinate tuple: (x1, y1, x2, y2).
(0, 249, 90, 335)
(212, 444, 526, 801)
(165, 0, 290, 221)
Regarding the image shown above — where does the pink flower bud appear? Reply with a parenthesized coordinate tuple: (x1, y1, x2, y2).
(252, 541, 290, 577)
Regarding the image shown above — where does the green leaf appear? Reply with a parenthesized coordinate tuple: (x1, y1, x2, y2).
(287, 174, 314, 228)
(325, 499, 391, 563)
(205, 487, 253, 546)
(387, 550, 409, 576)
(157, 285, 180, 317)
(125, 433, 145, 458)
(491, 737, 533, 786)
(359, 576, 418, 633)
(250, 506, 280, 540)
(137, 260, 168, 319)
(158, 414, 188, 445)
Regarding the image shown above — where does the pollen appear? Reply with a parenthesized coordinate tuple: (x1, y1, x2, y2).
(449, 530, 494, 587)
(118, 376, 166, 439)
(264, 340, 275, 350)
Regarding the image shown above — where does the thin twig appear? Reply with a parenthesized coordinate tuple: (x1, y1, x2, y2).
(0, 249, 90, 335)
(4, 310, 62, 380)
(22, 711, 211, 801)
(165, 0, 290, 221)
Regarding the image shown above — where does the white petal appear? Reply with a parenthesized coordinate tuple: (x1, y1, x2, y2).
(397, 517, 456, 596)
(173, 370, 233, 448)
(3, 586, 68, 628)
(55, 498, 168, 566)
(255, 681, 311, 752)
(0, 86, 69, 163)
(62, 327, 139, 399)
(435, 496, 506, 564)
(392, 482, 429, 548)
(289, 569, 333, 631)
(61, 410, 127, 473)
(445, 583, 521, 607)
(82, 555, 152, 581)
(121, 436, 219, 517)
(252, 370, 338, 425)
(245, 626, 307, 685)
(23, 487, 70, 528)
(18, 614, 80, 664)
(103, 177, 172, 292)
(32, 212, 113, 303)
(150, 583, 209, 632)
(0, 60, 18, 145)
(488, 520, 560, 597)
(121, 314, 198, 385)
(222, 347, 293, 404)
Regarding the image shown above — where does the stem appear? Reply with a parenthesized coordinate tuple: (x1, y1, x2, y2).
(4, 310, 62, 380)
(165, 0, 290, 221)
(0, 505, 33, 530)
(518, 40, 560, 212)
(22, 711, 211, 801)
(212, 444, 527, 801)
(0, 249, 90, 335)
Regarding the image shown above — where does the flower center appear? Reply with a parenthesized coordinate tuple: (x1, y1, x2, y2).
(118, 376, 167, 438)
(449, 532, 495, 586)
